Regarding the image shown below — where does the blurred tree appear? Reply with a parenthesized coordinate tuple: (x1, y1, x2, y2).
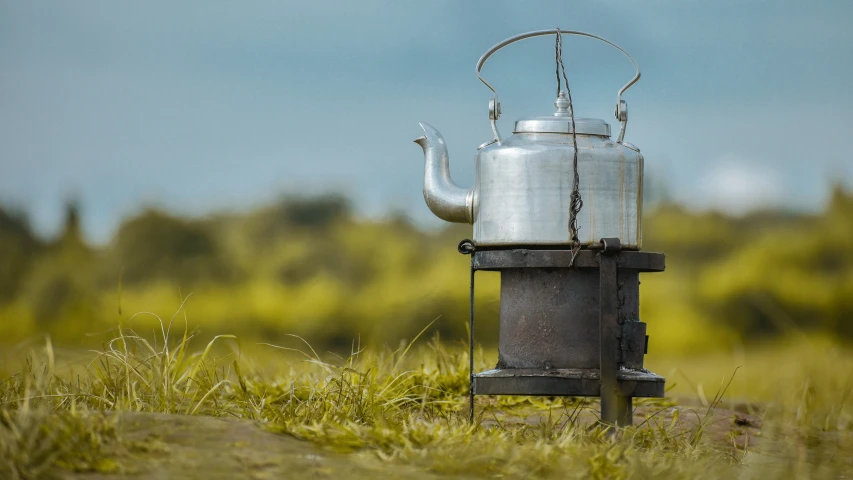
(249, 195, 352, 244)
(697, 184, 853, 337)
(0, 207, 41, 302)
(21, 201, 98, 326)
(3, 187, 852, 349)
(109, 209, 234, 286)
(281, 194, 351, 228)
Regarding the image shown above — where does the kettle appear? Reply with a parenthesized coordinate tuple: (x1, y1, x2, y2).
(415, 30, 644, 248)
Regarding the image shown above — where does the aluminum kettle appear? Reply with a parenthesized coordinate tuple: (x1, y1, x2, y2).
(415, 30, 645, 248)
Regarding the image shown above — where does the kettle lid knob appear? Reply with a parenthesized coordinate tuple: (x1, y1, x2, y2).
(553, 91, 570, 117)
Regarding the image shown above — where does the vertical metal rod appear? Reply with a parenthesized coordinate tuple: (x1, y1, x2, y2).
(617, 395, 633, 426)
(598, 253, 632, 427)
(469, 261, 475, 424)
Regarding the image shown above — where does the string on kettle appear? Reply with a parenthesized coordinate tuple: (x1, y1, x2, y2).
(555, 29, 584, 266)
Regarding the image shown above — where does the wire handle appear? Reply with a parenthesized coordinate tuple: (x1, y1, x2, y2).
(475, 30, 641, 145)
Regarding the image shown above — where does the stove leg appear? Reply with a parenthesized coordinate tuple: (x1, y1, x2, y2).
(619, 396, 633, 426)
(603, 394, 633, 427)
(599, 238, 631, 428)
(601, 393, 633, 427)
(469, 262, 476, 424)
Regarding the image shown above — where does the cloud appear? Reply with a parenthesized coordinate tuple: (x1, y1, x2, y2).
(694, 156, 785, 214)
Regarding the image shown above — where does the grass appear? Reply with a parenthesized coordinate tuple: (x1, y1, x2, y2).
(0, 310, 852, 478)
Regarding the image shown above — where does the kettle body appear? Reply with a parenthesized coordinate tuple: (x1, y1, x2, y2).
(474, 128, 642, 248)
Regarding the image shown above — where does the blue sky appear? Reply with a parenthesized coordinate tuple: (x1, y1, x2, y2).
(1, 1, 852, 242)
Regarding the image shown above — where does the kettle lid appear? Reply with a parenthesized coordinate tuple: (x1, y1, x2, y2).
(513, 92, 611, 136)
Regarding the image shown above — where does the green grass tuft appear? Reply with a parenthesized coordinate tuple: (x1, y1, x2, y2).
(0, 319, 851, 478)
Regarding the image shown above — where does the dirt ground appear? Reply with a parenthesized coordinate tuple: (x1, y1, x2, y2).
(68, 412, 467, 480)
(64, 401, 765, 480)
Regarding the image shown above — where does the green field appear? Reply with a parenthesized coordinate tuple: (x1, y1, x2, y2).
(1, 323, 851, 479)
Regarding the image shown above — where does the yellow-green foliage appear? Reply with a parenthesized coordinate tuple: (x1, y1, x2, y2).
(1, 187, 852, 354)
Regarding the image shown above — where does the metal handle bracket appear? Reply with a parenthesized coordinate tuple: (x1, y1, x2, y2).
(475, 29, 641, 145)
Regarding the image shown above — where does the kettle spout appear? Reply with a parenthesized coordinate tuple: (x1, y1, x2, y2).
(414, 122, 473, 224)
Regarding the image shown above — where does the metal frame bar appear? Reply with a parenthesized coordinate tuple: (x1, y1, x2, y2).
(473, 249, 665, 272)
(472, 369, 664, 397)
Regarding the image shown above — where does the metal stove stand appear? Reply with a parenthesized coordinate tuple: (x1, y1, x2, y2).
(460, 238, 666, 427)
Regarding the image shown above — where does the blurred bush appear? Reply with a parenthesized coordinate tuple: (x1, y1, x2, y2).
(107, 208, 239, 288)
(0, 208, 43, 303)
(0, 186, 851, 353)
